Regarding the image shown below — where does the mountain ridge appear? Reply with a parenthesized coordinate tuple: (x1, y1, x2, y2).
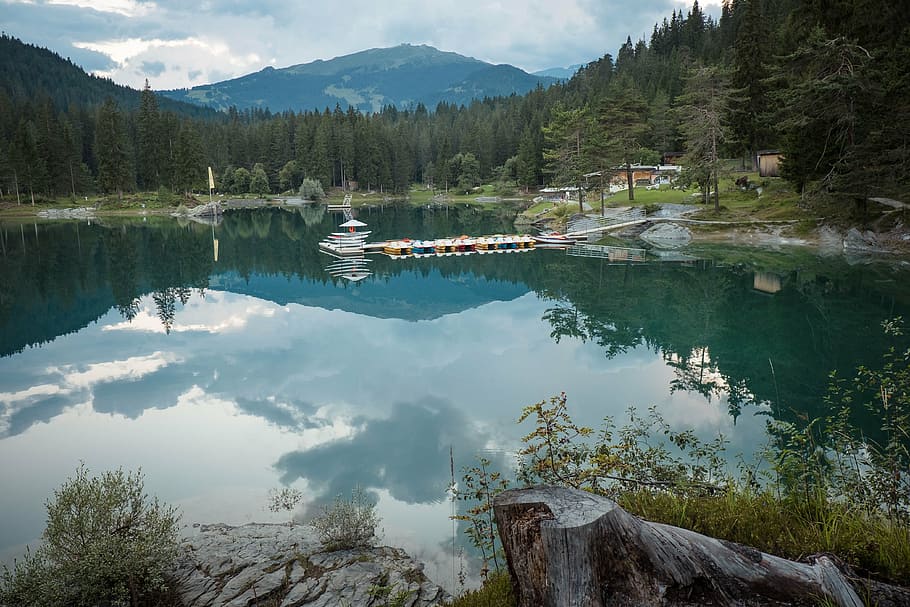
(159, 43, 558, 113)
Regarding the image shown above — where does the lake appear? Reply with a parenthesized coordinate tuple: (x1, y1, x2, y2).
(1, 204, 908, 591)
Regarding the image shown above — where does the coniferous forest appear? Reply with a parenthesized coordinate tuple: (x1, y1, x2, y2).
(0, 0, 907, 208)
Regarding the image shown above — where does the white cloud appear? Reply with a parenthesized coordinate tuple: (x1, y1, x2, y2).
(47, 0, 156, 17)
(60, 351, 181, 389)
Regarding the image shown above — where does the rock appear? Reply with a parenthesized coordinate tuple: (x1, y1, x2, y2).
(171, 523, 450, 607)
(639, 222, 692, 248)
(36, 207, 95, 219)
(844, 227, 886, 253)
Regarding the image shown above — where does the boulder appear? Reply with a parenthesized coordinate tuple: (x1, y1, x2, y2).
(639, 222, 692, 248)
(171, 523, 450, 607)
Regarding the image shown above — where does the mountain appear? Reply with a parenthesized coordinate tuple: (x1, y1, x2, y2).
(0, 34, 215, 117)
(159, 44, 558, 113)
(533, 64, 586, 79)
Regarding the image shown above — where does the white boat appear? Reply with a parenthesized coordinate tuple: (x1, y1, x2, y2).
(533, 232, 578, 246)
(319, 219, 371, 256)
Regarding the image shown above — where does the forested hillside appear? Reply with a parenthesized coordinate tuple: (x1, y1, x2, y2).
(0, 0, 907, 208)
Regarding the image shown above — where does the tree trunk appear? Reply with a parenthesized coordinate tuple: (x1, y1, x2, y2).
(494, 486, 910, 607)
(626, 163, 634, 201)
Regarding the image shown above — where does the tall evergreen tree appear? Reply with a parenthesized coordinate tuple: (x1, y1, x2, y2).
(543, 103, 592, 211)
(136, 80, 162, 190)
(677, 65, 730, 210)
(94, 97, 132, 199)
(10, 119, 46, 204)
(174, 121, 204, 196)
(729, 0, 771, 166)
(594, 82, 650, 201)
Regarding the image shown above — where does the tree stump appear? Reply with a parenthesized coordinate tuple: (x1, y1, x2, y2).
(493, 485, 910, 607)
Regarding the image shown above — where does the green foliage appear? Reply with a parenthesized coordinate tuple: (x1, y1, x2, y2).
(249, 163, 270, 196)
(769, 317, 910, 525)
(311, 487, 381, 551)
(446, 571, 515, 607)
(367, 577, 413, 607)
(298, 176, 325, 201)
(516, 393, 730, 497)
(0, 463, 180, 607)
(95, 97, 133, 199)
(509, 350, 910, 582)
(452, 457, 510, 579)
(231, 167, 251, 194)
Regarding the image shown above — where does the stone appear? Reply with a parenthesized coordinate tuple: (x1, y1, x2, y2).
(639, 222, 692, 248)
(171, 523, 449, 607)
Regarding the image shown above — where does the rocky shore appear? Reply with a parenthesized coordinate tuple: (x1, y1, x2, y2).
(172, 523, 450, 607)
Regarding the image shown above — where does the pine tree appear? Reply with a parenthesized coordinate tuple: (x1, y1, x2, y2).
(10, 119, 46, 204)
(594, 81, 650, 201)
(729, 0, 772, 166)
(174, 121, 204, 196)
(95, 97, 132, 199)
(677, 65, 730, 210)
(543, 103, 592, 211)
(136, 80, 162, 190)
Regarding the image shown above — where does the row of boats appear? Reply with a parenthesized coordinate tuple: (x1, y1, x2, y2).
(382, 234, 538, 256)
(317, 217, 584, 259)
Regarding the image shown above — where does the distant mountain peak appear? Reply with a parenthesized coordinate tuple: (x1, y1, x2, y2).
(159, 45, 556, 113)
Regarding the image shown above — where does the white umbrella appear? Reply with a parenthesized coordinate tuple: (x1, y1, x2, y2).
(339, 219, 367, 228)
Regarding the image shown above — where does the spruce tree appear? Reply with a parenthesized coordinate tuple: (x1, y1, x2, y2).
(95, 97, 132, 200)
(136, 80, 162, 190)
(729, 0, 771, 167)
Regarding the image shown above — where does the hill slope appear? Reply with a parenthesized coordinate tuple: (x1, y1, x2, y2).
(0, 34, 216, 117)
(160, 44, 558, 113)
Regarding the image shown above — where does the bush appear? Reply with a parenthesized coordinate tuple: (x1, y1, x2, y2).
(299, 177, 325, 201)
(268, 486, 303, 521)
(311, 487, 380, 551)
(0, 464, 180, 607)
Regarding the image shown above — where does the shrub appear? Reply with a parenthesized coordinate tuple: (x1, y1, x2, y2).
(311, 487, 380, 551)
(299, 177, 325, 201)
(268, 487, 303, 521)
(0, 464, 180, 607)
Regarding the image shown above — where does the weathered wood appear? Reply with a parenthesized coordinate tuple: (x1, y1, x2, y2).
(869, 197, 910, 210)
(493, 486, 910, 607)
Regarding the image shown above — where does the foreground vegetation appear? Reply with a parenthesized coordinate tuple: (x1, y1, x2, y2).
(0, 465, 180, 607)
(452, 319, 910, 606)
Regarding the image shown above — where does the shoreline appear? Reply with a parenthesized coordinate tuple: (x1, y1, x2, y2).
(2, 200, 908, 257)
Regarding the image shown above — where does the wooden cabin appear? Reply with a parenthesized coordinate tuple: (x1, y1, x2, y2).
(756, 150, 782, 177)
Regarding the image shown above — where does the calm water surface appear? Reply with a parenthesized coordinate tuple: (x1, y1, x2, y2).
(1, 205, 908, 589)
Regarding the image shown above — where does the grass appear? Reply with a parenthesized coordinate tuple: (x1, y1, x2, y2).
(617, 489, 897, 577)
(447, 572, 514, 607)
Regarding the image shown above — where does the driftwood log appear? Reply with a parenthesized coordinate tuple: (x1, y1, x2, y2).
(493, 485, 910, 607)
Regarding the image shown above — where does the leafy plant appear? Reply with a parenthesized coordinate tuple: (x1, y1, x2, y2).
(299, 177, 325, 201)
(452, 456, 510, 579)
(268, 486, 303, 521)
(311, 486, 381, 551)
(516, 393, 730, 498)
(0, 463, 180, 607)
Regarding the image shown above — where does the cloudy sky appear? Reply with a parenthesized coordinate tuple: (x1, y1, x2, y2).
(3, 0, 719, 90)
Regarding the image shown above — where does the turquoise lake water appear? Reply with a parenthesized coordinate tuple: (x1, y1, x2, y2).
(1, 205, 908, 589)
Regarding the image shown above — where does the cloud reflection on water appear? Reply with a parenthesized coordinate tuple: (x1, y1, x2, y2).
(0, 284, 773, 582)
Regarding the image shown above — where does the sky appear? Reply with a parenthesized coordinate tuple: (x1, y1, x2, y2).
(2, 0, 721, 90)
